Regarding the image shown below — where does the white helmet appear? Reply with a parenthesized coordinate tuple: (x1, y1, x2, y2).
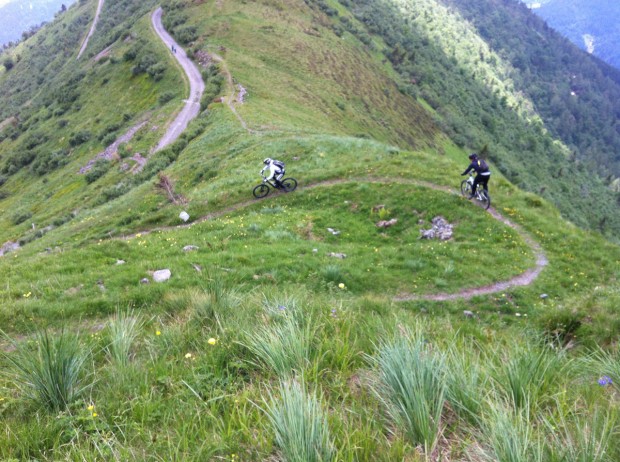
(263, 157, 272, 165)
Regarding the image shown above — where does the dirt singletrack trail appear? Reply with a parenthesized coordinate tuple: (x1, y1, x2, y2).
(119, 177, 548, 302)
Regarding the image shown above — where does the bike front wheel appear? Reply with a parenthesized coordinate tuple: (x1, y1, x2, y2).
(281, 178, 297, 192)
(460, 180, 472, 197)
(478, 190, 491, 210)
(253, 183, 270, 199)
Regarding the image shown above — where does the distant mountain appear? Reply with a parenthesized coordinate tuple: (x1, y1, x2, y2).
(527, 0, 620, 69)
(0, 0, 76, 46)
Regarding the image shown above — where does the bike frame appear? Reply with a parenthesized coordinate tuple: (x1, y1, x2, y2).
(466, 175, 487, 200)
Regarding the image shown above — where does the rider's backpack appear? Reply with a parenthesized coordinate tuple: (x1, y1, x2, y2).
(477, 158, 489, 172)
(273, 160, 285, 171)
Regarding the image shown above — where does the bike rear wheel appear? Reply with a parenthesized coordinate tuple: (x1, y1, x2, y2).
(460, 180, 472, 197)
(478, 190, 491, 210)
(253, 183, 270, 198)
(281, 177, 297, 192)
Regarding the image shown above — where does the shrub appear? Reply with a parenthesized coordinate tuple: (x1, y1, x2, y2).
(11, 210, 32, 225)
(159, 91, 176, 105)
(69, 130, 91, 147)
(173, 25, 198, 44)
(85, 159, 111, 183)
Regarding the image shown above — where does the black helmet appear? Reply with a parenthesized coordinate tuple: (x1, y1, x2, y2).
(468, 153, 478, 160)
(263, 157, 272, 165)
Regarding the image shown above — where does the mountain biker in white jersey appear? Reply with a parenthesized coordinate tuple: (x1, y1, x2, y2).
(261, 158, 285, 188)
(461, 153, 491, 198)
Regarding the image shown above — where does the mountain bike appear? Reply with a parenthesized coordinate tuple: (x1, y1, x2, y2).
(461, 175, 491, 210)
(252, 175, 298, 198)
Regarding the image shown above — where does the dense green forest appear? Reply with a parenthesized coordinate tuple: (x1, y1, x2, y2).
(534, 0, 620, 70)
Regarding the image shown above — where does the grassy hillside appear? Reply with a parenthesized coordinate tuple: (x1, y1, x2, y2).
(0, 0, 620, 460)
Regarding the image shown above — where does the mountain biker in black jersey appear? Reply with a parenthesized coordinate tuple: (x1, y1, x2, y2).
(461, 153, 491, 199)
(261, 158, 285, 188)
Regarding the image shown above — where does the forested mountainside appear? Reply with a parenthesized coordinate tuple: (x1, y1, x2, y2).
(332, 0, 620, 238)
(0, 0, 76, 47)
(532, 0, 620, 70)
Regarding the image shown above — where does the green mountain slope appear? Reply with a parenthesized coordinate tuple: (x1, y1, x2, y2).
(0, 0, 619, 459)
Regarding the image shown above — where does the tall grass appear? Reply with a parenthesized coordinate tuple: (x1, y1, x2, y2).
(0, 331, 91, 411)
(192, 278, 241, 327)
(445, 341, 489, 425)
(582, 346, 620, 393)
(242, 311, 312, 377)
(367, 327, 446, 454)
(106, 309, 144, 367)
(542, 403, 618, 462)
(478, 400, 543, 462)
(263, 379, 335, 462)
(492, 343, 564, 410)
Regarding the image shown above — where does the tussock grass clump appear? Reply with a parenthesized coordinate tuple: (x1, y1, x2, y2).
(106, 309, 144, 367)
(445, 342, 490, 425)
(263, 379, 335, 462)
(367, 327, 446, 453)
(242, 311, 313, 377)
(1, 331, 91, 411)
(542, 403, 618, 462)
(192, 278, 241, 327)
(582, 346, 620, 393)
(478, 401, 543, 462)
(492, 343, 564, 410)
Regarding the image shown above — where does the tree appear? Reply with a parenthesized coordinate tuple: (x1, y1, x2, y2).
(3, 57, 14, 71)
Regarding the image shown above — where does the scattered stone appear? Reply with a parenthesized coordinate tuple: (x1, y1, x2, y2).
(116, 259, 126, 265)
(463, 310, 474, 318)
(140, 278, 150, 284)
(183, 245, 199, 252)
(312, 248, 318, 253)
(236, 84, 247, 103)
(372, 204, 385, 213)
(376, 218, 398, 228)
(420, 216, 453, 241)
(0, 241, 20, 257)
(327, 228, 341, 235)
(153, 269, 171, 282)
(192, 264, 202, 273)
(66, 284, 84, 295)
(327, 252, 347, 259)
(97, 280, 106, 291)
(540, 293, 549, 299)
(179, 211, 190, 222)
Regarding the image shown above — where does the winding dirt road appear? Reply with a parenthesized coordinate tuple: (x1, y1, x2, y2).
(77, 0, 105, 59)
(151, 7, 205, 151)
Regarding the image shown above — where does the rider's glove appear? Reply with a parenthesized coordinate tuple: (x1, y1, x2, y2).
(461, 173, 466, 176)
